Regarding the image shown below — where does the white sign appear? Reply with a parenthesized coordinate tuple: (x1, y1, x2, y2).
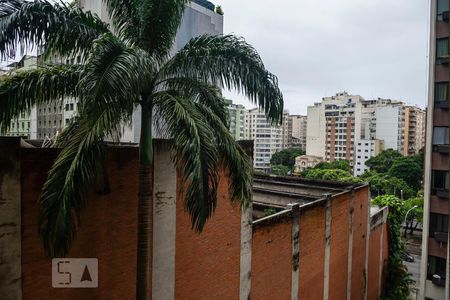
(52, 258, 98, 288)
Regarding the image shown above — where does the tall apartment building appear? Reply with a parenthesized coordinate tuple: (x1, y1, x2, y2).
(404, 106, 426, 156)
(420, 0, 450, 299)
(306, 92, 366, 166)
(307, 92, 425, 173)
(244, 108, 285, 172)
(225, 100, 245, 140)
(354, 139, 384, 176)
(289, 115, 307, 150)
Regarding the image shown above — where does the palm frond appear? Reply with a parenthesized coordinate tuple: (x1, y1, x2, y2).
(78, 33, 156, 116)
(138, 0, 190, 60)
(193, 102, 252, 208)
(39, 107, 125, 258)
(0, 64, 81, 130)
(0, 0, 110, 60)
(156, 76, 228, 124)
(162, 34, 284, 124)
(153, 91, 220, 231)
(103, 0, 140, 42)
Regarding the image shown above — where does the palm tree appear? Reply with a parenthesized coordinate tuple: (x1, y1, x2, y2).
(0, 0, 283, 298)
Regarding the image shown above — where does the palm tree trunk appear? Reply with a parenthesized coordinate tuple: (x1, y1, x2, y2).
(136, 103, 153, 300)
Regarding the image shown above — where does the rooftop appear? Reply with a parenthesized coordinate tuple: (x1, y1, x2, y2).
(192, 0, 215, 11)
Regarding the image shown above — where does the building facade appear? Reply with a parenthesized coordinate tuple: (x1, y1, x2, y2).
(226, 100, 245, 140)
(307, 92, 425, 174)
(244, 108, 284, 172)
(289, 115, 307, 150)
(354, 139, 384, 177)
(293, 154, 323, 174)
(420, 0, 450, 299)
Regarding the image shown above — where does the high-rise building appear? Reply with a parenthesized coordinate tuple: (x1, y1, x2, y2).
(225, 100, 245, 140)
(0, 55, 37, 139)
(420, 1, 449, 299)
(354, 139, 384, 176)
(306, 92, 425, 173)
(289, 115, 307, 150)
(403, 106, 426, 156)
(244, 108, 285, 172)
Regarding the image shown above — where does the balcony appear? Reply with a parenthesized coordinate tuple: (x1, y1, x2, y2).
(434, 232, 448, 244)
(433, 144, 449, 154)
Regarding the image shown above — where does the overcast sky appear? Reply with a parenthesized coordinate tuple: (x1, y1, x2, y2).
(221, 0, 430, 115)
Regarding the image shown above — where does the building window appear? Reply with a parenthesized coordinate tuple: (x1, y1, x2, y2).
(435, 82, 448, 103)
(427, 255, 446, 280)
(432, 171, 449, 191)
(429, 213, 448, 237)
(433, 127, 449, 145)
(65, 104, 70, 111)
(70, 103, 74, 110)
(436, 38, 449, 64)
(437, 0, 449, 21)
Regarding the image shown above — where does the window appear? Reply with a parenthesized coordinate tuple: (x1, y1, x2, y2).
(437, 0, 449, 21)
(65, 104, 70, 111)
(427, 255, 446, 280)
(433, 127, 449, 145)
(435, 82, 448, 103)
(70, 103, 74, 110)
(432, 171, 449, 190)
(436, 38, 449, 64)
(429, 213, 448, 237)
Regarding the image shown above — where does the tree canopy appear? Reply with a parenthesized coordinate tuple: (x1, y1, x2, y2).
(388, 156, 422, 192)
(313, 159, 352, 173)
(365, 149, 403, 173)
(270, 148, 304, 168)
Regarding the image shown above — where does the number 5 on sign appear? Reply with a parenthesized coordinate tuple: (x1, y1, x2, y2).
(52, 258, 98, 288)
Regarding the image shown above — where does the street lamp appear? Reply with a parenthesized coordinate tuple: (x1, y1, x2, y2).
(403, 205, 419, 238)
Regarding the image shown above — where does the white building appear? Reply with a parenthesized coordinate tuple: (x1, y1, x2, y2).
(354, 139, 384, 176)
(374, 106, 405, 152)
(289, 115, 307, 150)
(244, 108, 285, 172)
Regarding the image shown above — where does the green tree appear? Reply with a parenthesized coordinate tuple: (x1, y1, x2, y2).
(388, 156, 422, 192)
(271, 164, 291, 176)
(313, 159, 352, 173)
(0, 1, 283, 298)
(270, 148, 305, 168)
(372, 195, 413, 299)
(365, 149, 402, 173)
(360, 171, 414, 199)
(403, 193, 424, 236)
(303, 168, 362, 183)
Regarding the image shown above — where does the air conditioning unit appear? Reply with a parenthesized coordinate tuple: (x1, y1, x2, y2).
(432, 274, 446, 287)
(434, 231, 448, 244)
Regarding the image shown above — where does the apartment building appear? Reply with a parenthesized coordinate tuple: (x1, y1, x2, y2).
(289, 115, 307, 150)
(307, 93, 425, 173)
(226, 100, 245, 140)
(354, 139, 384, 176)
(404, 106, 426, 156)
(420, 0, 450, 299)
(306, 92, 366, 166)
(244, 108, 285, 172)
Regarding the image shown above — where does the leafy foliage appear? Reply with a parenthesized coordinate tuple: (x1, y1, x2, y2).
(312, 159, 352, 173)
(365, 149, 403, 173)
(360, 171, 415, 200)
(270, 148, 304, 168)
(0, 0, 283, 259)
(270, 164, 291, 176)
(372, 195, 413, 299)
(303, 168, 362, 183)
(388, 156, 422, 192)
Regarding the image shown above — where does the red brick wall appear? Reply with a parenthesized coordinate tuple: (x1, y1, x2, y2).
(21, 147, 140, 300)
(381, 222, 388, 293)
(368, 226, 382, 300)
(351, 188, 369, 299)
(329, 195, 349, 300)
(299, 205, 325, 300)
(251, 218, 292, 300)
(174, 170, 241, 300)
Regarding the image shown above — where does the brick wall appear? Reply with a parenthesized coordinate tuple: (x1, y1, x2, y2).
(251, 217, 292, 299)
(298, 205, 325, 299)
(174, 170, 241, 300)
(329, 194, 350, 300)
(368, 225, 382, 300)
(21, 147, 140, 300)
